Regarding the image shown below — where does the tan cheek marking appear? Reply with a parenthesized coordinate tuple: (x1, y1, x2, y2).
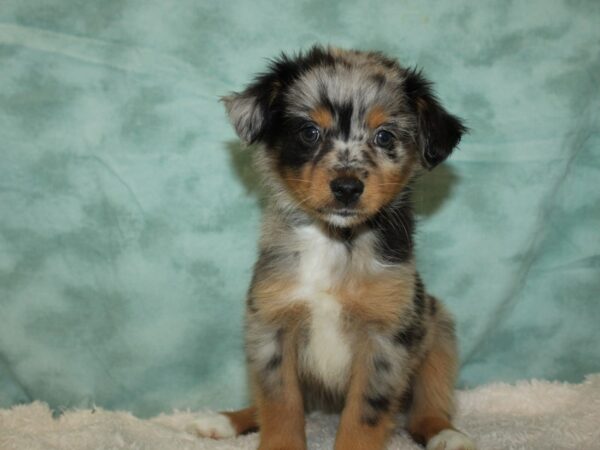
(281, 154, 336, 213)
(281, 165, 314, 206)
(310, 106, 333, 129)
(283, 164, 318, 209)
(366, 106, 389, 129)
(309, 164, 334, 208)
(360, 153, 416, 214)
(360, 170, 402, 214)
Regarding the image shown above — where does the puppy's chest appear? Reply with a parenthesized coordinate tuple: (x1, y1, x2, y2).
(290, 226, 371, 392)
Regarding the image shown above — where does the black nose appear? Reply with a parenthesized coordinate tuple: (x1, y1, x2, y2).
(330, 177, 364, 206)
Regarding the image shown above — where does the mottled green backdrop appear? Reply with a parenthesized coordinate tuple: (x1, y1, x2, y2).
(1, 0, 599, 417)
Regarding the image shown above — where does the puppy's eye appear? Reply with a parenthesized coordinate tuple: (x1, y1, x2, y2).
(375, 130, 394, 147)
(300, 125, 320, 145)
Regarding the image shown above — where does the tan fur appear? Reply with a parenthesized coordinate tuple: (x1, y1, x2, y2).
(338, 266, 415, 328)
(310, 105, 333, 129)
(223, 407, 258, 435)
(282, 151, 416, 226)
(366, 105, 389, 129)
(410, 416, 455, 446)
(361, 156, 415, 216)
(408, 308, 459, 445)
(334, 341, 395, 450)
(253, 329, 306, 450)
(281, 160, 336, 215)
(251, 275, 310, 326)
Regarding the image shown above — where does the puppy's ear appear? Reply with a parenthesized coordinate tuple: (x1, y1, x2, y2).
(221, 72, 279, 144)
(404, 68, 467, 170)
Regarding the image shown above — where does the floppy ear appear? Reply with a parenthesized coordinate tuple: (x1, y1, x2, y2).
(404, 68, 467, 170)
(222, 72, 280, 144)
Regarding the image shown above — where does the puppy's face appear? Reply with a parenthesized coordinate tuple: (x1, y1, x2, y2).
(224, 47, 465, 227)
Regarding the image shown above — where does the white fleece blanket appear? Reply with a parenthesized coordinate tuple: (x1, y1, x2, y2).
(1, 375, 599, 450)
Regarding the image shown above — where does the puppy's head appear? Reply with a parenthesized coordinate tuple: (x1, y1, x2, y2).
(223, 46, 466, 227)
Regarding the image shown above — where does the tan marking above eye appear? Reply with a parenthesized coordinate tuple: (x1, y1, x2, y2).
(366, 106, 389, 130)
(310, 106, 333, 129)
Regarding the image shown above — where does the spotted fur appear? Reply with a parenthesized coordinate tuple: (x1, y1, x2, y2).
(208, 46, 475, 450)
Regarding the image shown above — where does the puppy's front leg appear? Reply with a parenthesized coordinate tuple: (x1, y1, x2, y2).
(335, 338, 405, 450)
(247, 320, 306, 450)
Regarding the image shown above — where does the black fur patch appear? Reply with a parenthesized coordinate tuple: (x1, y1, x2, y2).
(253, 248, 279, 273)
(393, 321, 425, 349)
(246, 295, 257, 313)
(262, 328, 284, 375)
(371, 73, 386, 88)
(404, 68, 467, 169)
(382, 145, 399, 162)
(361, 148, 376, 168)
(275, 117, 321, 168)
(361, 394, 391, 426)
(366, 394, 391, 412)
(369, 196, 415, 264)
(362, 415, 379, 427)
(313, 137, 335, 164)
(414, 276, 426, 317)
(339, 227, 355, 246)
(265, 354, 282, 371)
(429, 295, 438, 316)
(247, 249, 282, 313)
(236, 46, 337, 147)
(398, 382, 414, 412)
(394, 277, 428, 348)
(337, 101, 353, 141)
(374, 357, 391, 373)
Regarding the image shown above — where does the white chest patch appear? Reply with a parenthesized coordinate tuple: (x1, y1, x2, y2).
(293, 225, 353, 392)
(301, 292, 351, 392)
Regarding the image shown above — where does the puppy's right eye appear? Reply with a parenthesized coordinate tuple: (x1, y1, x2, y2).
(299, 125, 320, 145)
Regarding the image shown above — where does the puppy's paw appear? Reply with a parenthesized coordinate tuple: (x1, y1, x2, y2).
(426, 429, 476, 450)
(186, 412, 236, 439)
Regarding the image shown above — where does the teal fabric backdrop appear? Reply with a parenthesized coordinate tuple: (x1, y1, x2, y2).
(1, 0, 599, 418)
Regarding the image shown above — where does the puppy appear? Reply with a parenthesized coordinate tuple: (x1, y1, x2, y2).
(192, 46, 476, 450)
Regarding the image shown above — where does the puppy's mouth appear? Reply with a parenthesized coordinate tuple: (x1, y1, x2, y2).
(331, 208, 359, 217)
(316, 207, 366, 227)
(317, 207, 359, 216)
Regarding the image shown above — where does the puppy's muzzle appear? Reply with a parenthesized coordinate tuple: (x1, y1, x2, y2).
(330, 177, 364, 206)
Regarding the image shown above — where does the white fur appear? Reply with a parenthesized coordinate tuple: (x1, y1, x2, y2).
(325, 212, 360, 228)
(246, 324, 279, 372)
(186, 412, 236, 439)
(3, 375, 600, 448)
(301, 292, 351, 392)
(426, 429, 477, 450)
(293, 224, 353, 391)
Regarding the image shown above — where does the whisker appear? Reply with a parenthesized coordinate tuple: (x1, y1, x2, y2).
(283, 178, 311, 184)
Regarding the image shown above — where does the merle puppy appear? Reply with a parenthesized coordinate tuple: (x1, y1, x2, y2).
(192, 46, 475, 450)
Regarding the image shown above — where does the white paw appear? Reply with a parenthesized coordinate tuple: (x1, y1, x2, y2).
(426, 429, 477, 450)
(186, 412, 236, 439)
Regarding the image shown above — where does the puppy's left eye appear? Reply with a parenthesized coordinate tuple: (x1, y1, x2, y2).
(300, 125, 320, 145)
(375, 130, 394, 147)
